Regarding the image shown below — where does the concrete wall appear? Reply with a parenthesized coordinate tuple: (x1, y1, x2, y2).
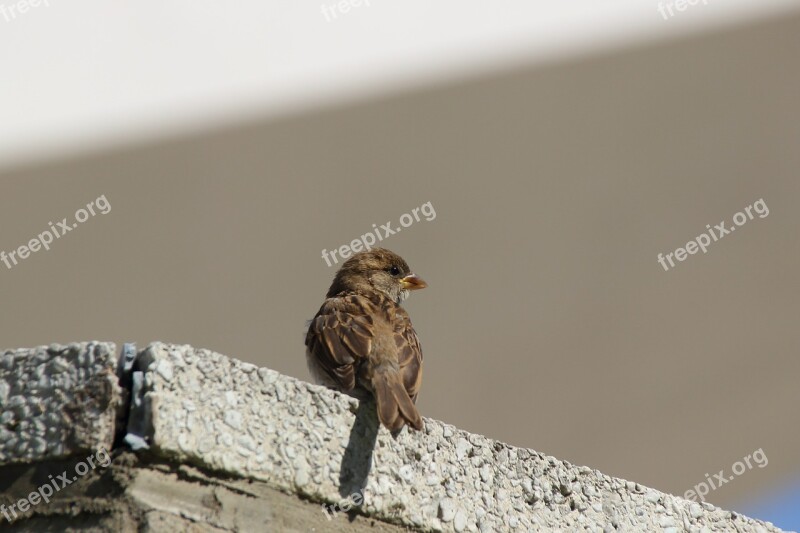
(0, 342, 785, 532)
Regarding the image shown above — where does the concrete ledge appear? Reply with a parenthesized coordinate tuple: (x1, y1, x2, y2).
(0, 342, 785, 532)
(0, 342, 121, 465)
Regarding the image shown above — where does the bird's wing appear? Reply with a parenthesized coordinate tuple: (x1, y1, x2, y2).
(394, 307, 424, 403)
(305, 295, 375, 391)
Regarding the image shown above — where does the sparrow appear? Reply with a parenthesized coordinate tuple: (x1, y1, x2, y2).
(305, 248, 427, 432)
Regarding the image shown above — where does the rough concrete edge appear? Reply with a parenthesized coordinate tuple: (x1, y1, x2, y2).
(0, 342, 121, 466)
(132, 342, 784, 533)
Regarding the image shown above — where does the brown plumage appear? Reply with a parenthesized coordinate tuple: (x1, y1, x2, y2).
(305, 248, 427, 432)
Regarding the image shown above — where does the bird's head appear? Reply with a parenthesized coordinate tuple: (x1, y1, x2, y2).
(326, 248, 427, 303)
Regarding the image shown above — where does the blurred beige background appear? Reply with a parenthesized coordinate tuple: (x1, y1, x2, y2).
(2, 10, 799, 520)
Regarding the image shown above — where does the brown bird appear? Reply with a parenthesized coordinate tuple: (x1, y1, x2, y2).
(305, 248, 427, 432)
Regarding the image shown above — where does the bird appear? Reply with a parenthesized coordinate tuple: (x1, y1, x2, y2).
(305, 248, 427, 433)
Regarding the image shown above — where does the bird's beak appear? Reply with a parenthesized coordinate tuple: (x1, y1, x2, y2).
(400, 274, 427, 290)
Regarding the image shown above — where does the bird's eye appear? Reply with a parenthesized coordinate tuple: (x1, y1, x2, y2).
(389, 266, 401, 276)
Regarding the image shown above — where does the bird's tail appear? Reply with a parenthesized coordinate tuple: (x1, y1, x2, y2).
(371, 370, 423, 432)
